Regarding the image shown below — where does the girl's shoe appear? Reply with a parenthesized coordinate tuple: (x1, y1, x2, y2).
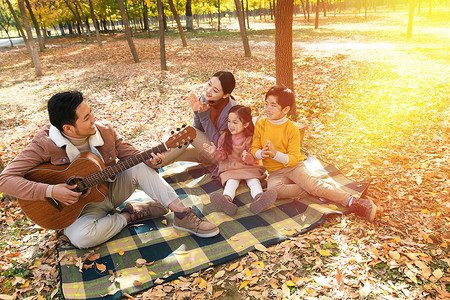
(210, 192, 238, 216)
(250, 190, 277, 214)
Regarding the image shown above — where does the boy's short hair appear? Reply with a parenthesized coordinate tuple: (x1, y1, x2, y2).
(265, 85, 295, 113)
(48, 91, 84, 132)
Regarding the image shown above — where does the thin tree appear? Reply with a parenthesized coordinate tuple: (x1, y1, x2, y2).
(186, 0, 193, 30)
(143, 1, 151, 37)
(17, 0, 43, 76)
(0, 2, 15, 47)
(315, 0, 320, 29)
(322, 0, 326, 16)
(275, 0, 294, 92)
(157, 0, 167, 70)
(88, 0, 102, 46)
(234, 0, 251, 57)
(167, 0, 187, 47)
(117, 0, 139, 62)
(5, 0, 30, 53)
(63, 0, 86, 37)
(73, 0, 91, 38)
(299, 0, 307, 20)
(24, 0, 44, 51)
(407, 0, 415, 39)
(218, 0, 221, 31)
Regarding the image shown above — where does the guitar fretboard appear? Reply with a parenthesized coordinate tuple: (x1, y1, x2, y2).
(78, 143, 167, 190)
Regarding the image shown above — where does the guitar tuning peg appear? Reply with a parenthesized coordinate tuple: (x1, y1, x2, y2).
(171, 130, 174, 134)
(176, 128, 180, 131)
(190, 140, 193, 143)
(181, 124, 186, 128)
(178, 145, 182, 149)
(184, 142, 188, 145)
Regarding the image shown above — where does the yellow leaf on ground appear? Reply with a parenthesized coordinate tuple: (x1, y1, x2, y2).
(214, 270, 225, 279)
(433, 269, 443, 280)
(389, 251, 401, 260)
(198, 278, 207, 288)
(245, 268, 252, 278)
(318, 249, 331, 257)
(239, 280, 249, 290)
(286, 280, 296, 287)
(228, 262, 239, 272)
(211, 291, 224, 299)
(118, 250, 125, 256)
(255, 244, 268, 252)
(149, 271, 156, 276)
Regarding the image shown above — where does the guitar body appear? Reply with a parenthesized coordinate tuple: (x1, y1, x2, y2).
(18, 152, 109, 230)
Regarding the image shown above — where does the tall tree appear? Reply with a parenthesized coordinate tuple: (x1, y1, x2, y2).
(186, 0, 193, 30)
(0, 1, 15, 47)
(217, 0, 221, 31)
(315, 0, 320, 29)
(157, 0, 167, 70)
(407, 0, 415, 38)
(24, 0, 44, 51)
(234, 0, 251, 57)
(63, 0, 86, 37)
(88, 0, 102, 46)
(117, 0, 139, 62)
(73, 0, 91, 38)
(17, 0, 43, 76)
(168, 0, 187, 47)
(275, 0, 293, 91)
(5, 0, 30, 53)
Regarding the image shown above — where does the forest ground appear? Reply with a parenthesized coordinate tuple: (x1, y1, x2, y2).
(0, 8, 449, 300)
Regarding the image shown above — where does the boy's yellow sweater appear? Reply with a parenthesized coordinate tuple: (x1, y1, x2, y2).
(251, 118, 307, 174)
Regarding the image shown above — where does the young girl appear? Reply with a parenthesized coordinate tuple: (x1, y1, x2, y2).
(204, 105, 277, 215)
(157, 71, 237, 167)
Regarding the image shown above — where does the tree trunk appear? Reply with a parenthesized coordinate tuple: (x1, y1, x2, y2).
(234, 0, 251, 57)
(73, 0, 91, 38)
(157, 0, 167, 70)
(63, 0, 86, 37)
(246, 0, 250, 29)
(218, 0, 221, 31)
(407, 0, 415, 39)
(241, 0, 246, 27)
(17, 0, 43, 76)
(186, 0, 193, 30)
(315, 0, 320, 29)
(275, 0, 294, 92)
(300, 0, 307, 20)
(88, 0, 102, 46)
(168, 0, 187, 47)
(24, 0, 44, 52)
(143, 1, 151, 37)
(322, 0, 327, 16)
(5, 0, 31, 53)
(117, 0, 139, 62)
(306, 0, 310, 21)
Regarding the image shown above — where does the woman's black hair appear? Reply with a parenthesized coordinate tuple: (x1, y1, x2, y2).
(213, 71, 236, 95)
(48, 91, 84, 132)
(222, 105, 254, 155)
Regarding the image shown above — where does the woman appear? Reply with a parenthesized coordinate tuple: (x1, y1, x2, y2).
(158, 71, 237, 167)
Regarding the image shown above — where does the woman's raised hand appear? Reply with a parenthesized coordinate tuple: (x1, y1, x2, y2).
(203, 142, 216, 155)
(188, 93, 200, 112)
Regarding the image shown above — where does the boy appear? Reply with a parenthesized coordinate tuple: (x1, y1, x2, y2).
(251, 85, 377, 221)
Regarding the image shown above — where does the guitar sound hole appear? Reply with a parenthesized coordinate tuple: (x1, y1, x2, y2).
(67, 176, 90, 198)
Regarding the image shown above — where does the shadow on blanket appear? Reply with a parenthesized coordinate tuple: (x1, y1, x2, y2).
(58, 154, 369, 300)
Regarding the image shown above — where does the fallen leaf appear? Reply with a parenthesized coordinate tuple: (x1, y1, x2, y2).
(318, 249, 332, 257)
(214, 270, 225, 279)
(136, 258, 147, 267)
(133, 280, 143, 286)
(211, 291, 224, 299)
(255, 244, 268, 252)
(239, 280, 249, 290)
(88, 253, 100, 261)
(433, 269, 443, 280)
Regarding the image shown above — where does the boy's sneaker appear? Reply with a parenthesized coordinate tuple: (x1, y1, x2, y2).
(173, 207, 220, 238)
(350, 197, 377, 222)
(249, 190, 277, 214)
(210, 192, 238, 216)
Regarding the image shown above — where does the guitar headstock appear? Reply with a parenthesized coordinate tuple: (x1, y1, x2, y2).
(165, 126, 197, 149)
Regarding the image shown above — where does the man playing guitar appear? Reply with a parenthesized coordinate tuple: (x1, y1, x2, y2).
(0, 91, 219, 248)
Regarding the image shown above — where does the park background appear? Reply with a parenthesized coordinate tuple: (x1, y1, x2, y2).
(0, 0, 449, 299)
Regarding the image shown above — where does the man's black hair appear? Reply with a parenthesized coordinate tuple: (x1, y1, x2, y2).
(47, 91, 83, 132)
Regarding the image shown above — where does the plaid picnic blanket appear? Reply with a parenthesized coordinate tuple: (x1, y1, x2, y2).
(58, 154, 370, 299)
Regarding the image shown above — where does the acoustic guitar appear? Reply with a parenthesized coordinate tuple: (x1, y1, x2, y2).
(18, 126, 196, 230)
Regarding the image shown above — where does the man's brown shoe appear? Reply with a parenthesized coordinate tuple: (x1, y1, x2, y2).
(122, 201, 169, 224)
(350, 197, 377, 222)
(173, 207, 219, 238)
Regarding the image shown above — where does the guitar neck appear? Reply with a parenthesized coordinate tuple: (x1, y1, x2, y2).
(82, 143, 167, 189)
